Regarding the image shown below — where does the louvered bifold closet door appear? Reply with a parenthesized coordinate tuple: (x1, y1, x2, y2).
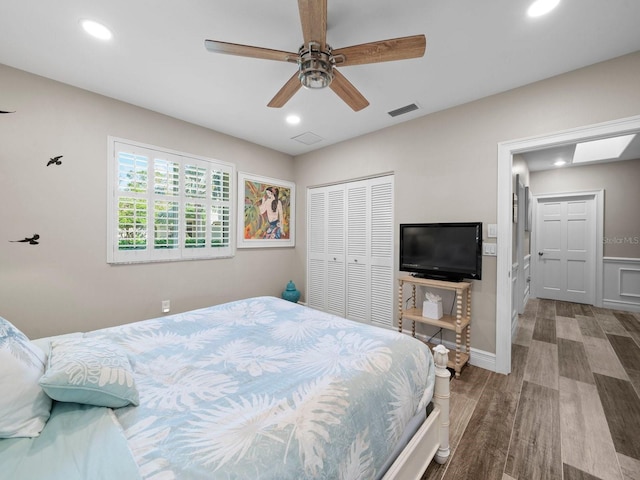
(368, 176, 394, 328)
(346, 180, 369, 323)
(307, 189, 327, 310)
(307, 175, 393, 328)
(345, 176, 394, 327)
(326, 185, 346, 316)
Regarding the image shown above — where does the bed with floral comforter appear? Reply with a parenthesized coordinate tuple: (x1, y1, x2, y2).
(0, 296, 435, 480)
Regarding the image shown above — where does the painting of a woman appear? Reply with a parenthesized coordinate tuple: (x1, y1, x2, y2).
(258, 187, 283, 239)
(237, 172, 295, 248)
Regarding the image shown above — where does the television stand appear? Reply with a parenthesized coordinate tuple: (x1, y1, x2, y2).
(398, 275, 472, 377)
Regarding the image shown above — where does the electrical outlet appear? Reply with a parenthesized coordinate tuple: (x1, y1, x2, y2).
(162, 300, 170, 313)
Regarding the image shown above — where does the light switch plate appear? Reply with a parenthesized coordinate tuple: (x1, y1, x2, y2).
(483, 243, 497, 256)
(488, 224, 498, 238)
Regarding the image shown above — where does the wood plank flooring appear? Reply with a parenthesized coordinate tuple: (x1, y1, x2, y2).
(421, 299, 640, 480)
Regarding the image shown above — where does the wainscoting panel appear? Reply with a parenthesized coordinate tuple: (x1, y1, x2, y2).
(603, 257, 640, 313)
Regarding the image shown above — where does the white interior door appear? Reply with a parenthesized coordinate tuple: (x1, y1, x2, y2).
(533, 194, 596, 304)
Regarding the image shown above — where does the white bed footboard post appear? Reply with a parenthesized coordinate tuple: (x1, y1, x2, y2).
(432, 345, 451, 464)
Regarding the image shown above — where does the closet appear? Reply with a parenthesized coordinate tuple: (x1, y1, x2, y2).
(307, 175, 394, 328)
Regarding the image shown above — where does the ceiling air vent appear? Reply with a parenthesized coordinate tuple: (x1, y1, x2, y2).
(388, 103, 419, 118)
(292, 132, 324, 145)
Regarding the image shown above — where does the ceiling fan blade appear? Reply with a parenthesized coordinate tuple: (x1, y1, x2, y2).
(204, 40, 296, 62)
(298, 0, 327, 48)
(332, 34, 426, 67)
(267, 72, 303, 108)
(329, 69, 369, 112)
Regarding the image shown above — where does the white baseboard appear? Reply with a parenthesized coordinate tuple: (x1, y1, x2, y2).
(463, 345, 496, 372)
(602, 300, 640, 313)
(403, 330, 497, 372)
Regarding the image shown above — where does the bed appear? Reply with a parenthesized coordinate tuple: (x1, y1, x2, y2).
(0, 296, 450, 479)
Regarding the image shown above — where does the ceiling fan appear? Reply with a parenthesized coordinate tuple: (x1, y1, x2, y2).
(204, 0, 426, 112)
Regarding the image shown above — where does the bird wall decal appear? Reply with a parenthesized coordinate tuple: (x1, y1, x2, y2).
(47, 155, 63, 166)
(10, 234, 40, 245)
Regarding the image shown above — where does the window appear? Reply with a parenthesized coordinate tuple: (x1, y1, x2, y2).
(107, 138, 234, 263)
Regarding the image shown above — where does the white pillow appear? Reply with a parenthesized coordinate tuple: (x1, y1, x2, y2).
(0, 317, 52, 438)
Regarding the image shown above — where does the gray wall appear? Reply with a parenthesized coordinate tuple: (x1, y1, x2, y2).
(530, 158, 640, 258)
(2, 51, 640, 355)
(293, 52, 640, 354)
(0, 64, 296, 338)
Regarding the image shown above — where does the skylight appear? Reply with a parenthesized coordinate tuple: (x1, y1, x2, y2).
(572, 134, 636, 164)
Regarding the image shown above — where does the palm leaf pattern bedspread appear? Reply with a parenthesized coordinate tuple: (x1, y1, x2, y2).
(87, 296, 435, 479)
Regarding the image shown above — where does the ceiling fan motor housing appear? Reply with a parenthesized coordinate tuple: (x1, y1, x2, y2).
(298, 42, 334, 89)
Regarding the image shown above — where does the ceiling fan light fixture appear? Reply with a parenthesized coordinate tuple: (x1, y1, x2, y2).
(298, 43, 334, 89)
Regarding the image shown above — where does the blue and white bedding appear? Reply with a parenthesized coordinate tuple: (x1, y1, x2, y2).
(0, 402, 141, 480)
(3, 296, 435, 479)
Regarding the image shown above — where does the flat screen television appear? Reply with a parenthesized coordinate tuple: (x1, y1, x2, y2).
(399, 222, 482, 281)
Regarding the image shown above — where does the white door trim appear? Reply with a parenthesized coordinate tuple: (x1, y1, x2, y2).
(496, 114, 640, 375)
(530, 190, 603, 306)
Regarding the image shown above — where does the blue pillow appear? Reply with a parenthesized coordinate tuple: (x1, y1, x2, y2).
(0, 317, 52, 438)
(39, 337, 139, 408)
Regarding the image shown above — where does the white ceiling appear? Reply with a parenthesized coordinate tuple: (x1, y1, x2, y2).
(523, 133, 640, 171)
(1, 0, 640, 156)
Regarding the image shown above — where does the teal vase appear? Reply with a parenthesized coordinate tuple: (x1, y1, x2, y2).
(282, 280, 301, 303)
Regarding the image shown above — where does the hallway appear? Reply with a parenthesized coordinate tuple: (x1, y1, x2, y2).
(422, 298, 640, 479)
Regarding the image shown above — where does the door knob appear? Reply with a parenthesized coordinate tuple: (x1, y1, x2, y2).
(538, 252, 543, 256)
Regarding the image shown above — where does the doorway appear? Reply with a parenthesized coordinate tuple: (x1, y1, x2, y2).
(531, 191, 602, 305)
(495, 114, 640, 375)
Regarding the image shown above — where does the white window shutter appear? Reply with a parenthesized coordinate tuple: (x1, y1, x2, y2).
(108, 137, 234, 264)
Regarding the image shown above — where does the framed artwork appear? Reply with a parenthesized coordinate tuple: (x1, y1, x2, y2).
(237, 172, 295, 248)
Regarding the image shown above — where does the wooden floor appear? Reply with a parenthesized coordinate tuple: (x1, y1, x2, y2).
(421, 298, 640, 480)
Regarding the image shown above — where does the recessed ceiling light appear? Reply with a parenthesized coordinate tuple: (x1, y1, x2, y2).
(527, 0, 560, 17)
(554, 159, 566, 167)
(286, 114, 301, 125)
(81, 19, 113, 41)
